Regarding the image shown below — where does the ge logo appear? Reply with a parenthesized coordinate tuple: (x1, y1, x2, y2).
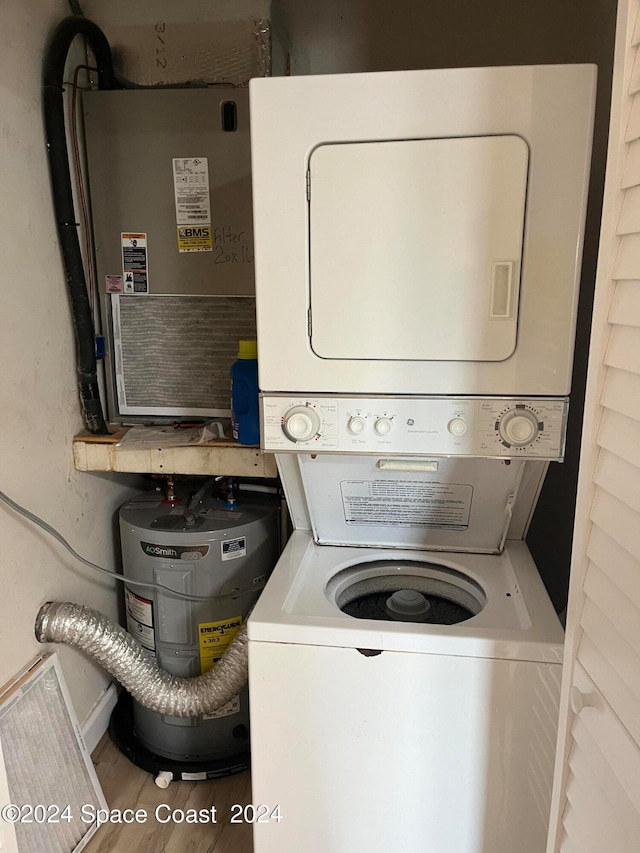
(407, 418, 415, 426)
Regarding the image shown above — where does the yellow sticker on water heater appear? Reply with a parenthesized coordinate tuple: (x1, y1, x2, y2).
(177, 225, 213, 253)
(198, 615, 242, 674)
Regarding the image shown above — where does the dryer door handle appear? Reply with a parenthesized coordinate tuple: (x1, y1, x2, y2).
(377, 459, 440, 472)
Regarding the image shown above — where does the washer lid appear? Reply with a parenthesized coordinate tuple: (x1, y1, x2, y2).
(298, 454, 525, 554)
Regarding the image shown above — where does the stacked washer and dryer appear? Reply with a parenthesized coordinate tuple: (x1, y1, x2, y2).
(246, 66, 596, 852)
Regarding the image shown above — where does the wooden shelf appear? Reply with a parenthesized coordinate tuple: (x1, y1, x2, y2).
(73, 428, 278, 478)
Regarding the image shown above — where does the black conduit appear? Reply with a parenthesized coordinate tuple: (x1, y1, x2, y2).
(43, 16, 116, 434)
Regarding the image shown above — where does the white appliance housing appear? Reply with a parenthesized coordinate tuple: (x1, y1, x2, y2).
(250, 65, 596, 396)
(247, 64, 594, 853)
(249, 528, 564, 853)
(248, 448, 564, 853)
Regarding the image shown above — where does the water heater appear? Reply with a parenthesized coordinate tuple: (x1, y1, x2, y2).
(114, 486, 280, 779)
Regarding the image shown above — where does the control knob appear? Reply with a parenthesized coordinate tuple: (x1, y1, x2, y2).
(282, 405, 321, 443)
(347, 416, 367, 435)
(374, 417, 393, 436)
(498, 409, 540, 447)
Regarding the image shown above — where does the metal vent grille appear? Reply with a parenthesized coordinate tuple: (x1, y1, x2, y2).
(113, 295, 256, 415)
(0, 655, 106, 853)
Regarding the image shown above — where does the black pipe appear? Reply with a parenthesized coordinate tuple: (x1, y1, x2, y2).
(43, 16, 116, 433)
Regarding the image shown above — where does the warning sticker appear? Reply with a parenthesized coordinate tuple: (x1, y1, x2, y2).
(172, 158, 211, 225)
(177, 225, 213, 253)
(105, 274, 123, 293)
(221, 536, 247, 562)
(198, 616, 242, 675)
(121, 233, 148, 294)
(125, 588, 155, 652)
(341, 480, 473, 530)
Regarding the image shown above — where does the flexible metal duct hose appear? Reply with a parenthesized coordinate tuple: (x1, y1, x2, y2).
(35, 602, 247, 717)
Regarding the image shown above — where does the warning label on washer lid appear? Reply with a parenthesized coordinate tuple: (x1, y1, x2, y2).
(341, 480, 473, 529)
(125, 587, 155, 652)
(173, 158, 211, 225)
(121, 233, 148, 294)
(221, 536, 246, 561)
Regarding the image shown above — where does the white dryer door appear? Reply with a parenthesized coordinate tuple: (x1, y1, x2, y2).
(309, 135, 528, 362)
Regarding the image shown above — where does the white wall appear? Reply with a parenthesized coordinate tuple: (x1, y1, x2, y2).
(0, 0, 139, 723)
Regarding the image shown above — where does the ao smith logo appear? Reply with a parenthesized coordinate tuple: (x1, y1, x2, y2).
(142, 543, 177, 557)
(140, 542, 210, 558)
(179, 226, 210, 238)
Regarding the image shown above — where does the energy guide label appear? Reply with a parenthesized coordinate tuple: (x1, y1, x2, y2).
(125, 588, 155, 652)
(341, 480, 473, 529)
(199, 616, 243, 716)
(172, 157, 211, 224)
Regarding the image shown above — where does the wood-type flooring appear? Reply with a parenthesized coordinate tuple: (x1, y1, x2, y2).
(83, 735, 253, 853)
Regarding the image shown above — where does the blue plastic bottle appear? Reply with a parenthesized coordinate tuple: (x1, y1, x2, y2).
(231, 339, 260, 445)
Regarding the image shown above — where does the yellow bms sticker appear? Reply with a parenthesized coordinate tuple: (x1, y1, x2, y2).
(177, 224, 213, 253)
(198, 616, 242, 674)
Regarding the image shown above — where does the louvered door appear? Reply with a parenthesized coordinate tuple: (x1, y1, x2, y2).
(548, 1, 640, 849)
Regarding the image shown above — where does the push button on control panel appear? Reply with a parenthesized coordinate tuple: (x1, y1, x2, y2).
(447, 418, 467, 437)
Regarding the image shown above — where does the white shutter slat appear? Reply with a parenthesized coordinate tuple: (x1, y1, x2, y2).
(617, 182, 640, 230)
(608, 279, 640, 325)
(584, 565, 640, 697)
(621, 137, 640, 187)
(559, 663, 640, 852)
(563, 761, 634, 853)
(613, 231, 640, 277)
(569, 718, 640, 845)
(574, 662, 640, 807)
(600, 367, 640, 422)
(631, 44, 640, 93)
(565, 709, 640, 853)
(593, 448, 640, 512)
(587, 526, 640, 612)
(633, 4, 640, 45)
(625, 90, 640, 141)
(577, 634, 640, 745)
(580, 597, 640, 709)
(603, 323, 640, 374)
(589, 488, 640, 560)
(562, 797, 618, 853)
(597, 408, 640, 470)
(558, 830, 582, 853)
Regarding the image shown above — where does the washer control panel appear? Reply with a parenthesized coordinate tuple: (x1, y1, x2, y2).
(261, 395, 568, 459)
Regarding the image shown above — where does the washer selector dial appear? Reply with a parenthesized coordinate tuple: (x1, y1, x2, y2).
(347, 416, 367, 435)
(282, 405, 321, 443)
(498, 409, 540, 447)
(374, 417, 393, 436)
